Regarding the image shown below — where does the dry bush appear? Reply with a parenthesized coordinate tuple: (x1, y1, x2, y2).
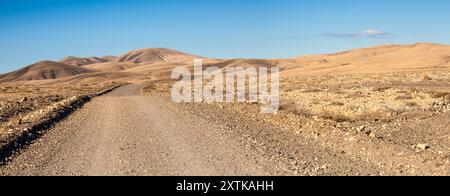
(429, 91, 450, 99)
(301, 88, 323, 93)
(372, 86, 392, 92)
(395, 94, 413, 100)
(422, 75, 432, 81)
(396, 90, 409, 94)
(345, 91, 365, 99)
(283, 84, 303, 92)
(405, 102, 419, 107)
(329, 101, 345, 106)
(311, 100, 321, 105)
(317, 110, 351, 122)
(346, 104, 360, 112)
(331, 90, 346, 95)
(279, 99, 313, 117)
(408, 87, 420, 94)
(328, 86, 346, 94)
(356, 109, 394, 122)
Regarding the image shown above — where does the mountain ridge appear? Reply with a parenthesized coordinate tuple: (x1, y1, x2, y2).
(0, 61, 96, 83)
(1, 43, 449, 83)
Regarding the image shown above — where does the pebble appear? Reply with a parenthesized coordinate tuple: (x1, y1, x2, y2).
(356, 126, 365, 132)
(21, 97, 29, 102)
(414, 143, 430, 151)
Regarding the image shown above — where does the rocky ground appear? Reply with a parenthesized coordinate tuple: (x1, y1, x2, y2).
(0, 83, 120, 126)
(142, 70, 450, 175)
(0, 84, 387, 176)
(0, 82, 121, 162)
(0, 70, 448, 176)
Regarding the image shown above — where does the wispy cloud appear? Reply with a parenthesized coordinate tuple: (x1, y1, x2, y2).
(326, 29, 393, 39)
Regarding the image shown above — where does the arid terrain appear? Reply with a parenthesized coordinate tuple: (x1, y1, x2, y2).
(0, 43, 449, 176)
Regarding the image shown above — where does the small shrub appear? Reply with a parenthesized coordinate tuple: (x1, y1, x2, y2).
(395, 94, 413, 100)
(311, 100, 321, 105)
(422, 75, 432, 81)
(408, 87, 419, 94)
(329, 101, 345, 106)
(372, 86, 392, 92)
(328, 86, 346, 94)
(356, 109, 393, 122)
(318, 110, 351, 122)
(279, 99, 313, 117)
(345, 91, 365, 99)
(405, 102, 419, 107)
(302, 88, 323, 93)
(429, 91, 450, 99)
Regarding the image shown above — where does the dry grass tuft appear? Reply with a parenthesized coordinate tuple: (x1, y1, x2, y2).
(372, 86, 392, 92)
(345, 91, 365, 99)
(429, 91, 450, 99)
(422, 75, 432, 81)
(302, 88, 323, 93)
(405, 102, 419, 107)
(395, 94, 413, 100)
(355, 109, 394, 122)
(329, 101, 345, 106)
(279, 99, 313, 117)
(317, 111, 352, 122)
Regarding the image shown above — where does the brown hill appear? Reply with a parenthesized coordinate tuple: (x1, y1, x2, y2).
(0, 61, 96, 83)
(283, 42, 450, 76)
(117, 48, 201, 64)
(2, 43, 450, 84)
(83, 62, 140, 72)
(60, 56, 117, 66)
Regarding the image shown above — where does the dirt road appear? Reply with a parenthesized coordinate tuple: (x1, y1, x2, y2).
(0, 84, 388, 176)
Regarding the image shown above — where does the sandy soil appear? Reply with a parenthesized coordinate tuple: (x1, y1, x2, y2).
(0, 82, 447, 176)
(0, 43, 449, 176)
(0, 84, 387, 176)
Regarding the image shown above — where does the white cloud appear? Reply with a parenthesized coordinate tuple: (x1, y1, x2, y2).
(326, 29, 393, 39)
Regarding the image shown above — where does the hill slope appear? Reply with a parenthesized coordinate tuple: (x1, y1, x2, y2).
(0, 61, 96, 83)
(60, 56, 118, 66)
(117, 48, 201, 64)
(2, 43, 449, 84)
(83, 62, 140, 72)
(283, 43, 450, 76)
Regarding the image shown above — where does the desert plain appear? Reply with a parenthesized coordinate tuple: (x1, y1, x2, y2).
(0, 43, 449, 176)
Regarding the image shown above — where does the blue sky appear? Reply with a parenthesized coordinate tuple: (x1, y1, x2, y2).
(1, 0, 449, 73)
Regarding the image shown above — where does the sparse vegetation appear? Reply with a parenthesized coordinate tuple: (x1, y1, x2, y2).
(405, 102, 419, 107)
(356, 109, 393, 122)
(329, 101, 345, 106)
(317, 110, 351, 122)
(395, 94, 413, 100)
(429, 91, 450, 98)
(278, 71, 447, 124)
(345, 91, 365, 98)
(279, 99, 312, 117)
(422, 75, 432, 81)
(0, 83, 120, 130)
(0, 43, 449, 176)
(372, 86, 392, 92)
(301, 88, 323, 93)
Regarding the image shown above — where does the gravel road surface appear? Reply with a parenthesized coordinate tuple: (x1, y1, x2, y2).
(0, 84, 384, 176)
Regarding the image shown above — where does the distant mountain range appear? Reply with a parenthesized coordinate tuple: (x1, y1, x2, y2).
(1, 43, 449, 84)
